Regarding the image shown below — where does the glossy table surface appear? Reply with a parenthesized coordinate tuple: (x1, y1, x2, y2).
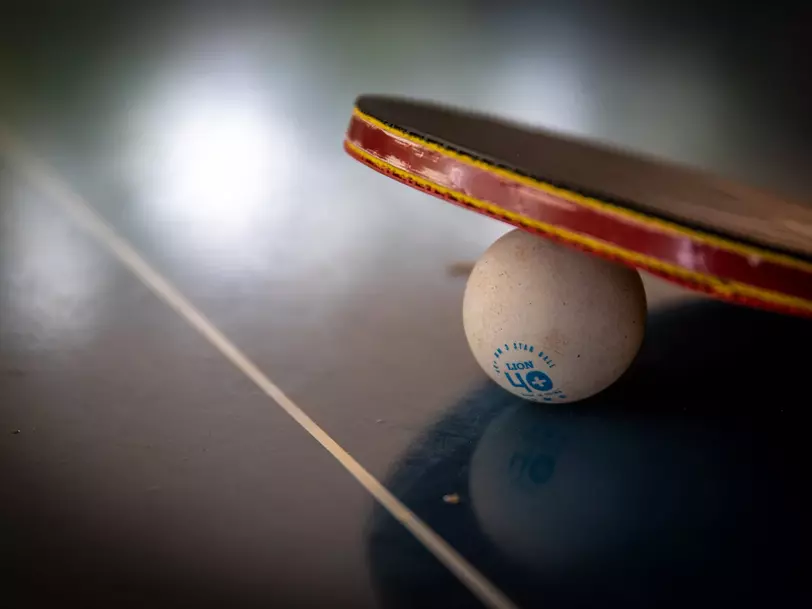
(1, 3, 808, 608)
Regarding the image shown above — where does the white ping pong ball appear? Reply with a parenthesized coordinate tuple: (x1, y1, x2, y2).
(463, 229, 646, 403)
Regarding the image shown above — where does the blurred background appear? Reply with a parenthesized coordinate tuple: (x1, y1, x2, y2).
(1, 1, 809, 608)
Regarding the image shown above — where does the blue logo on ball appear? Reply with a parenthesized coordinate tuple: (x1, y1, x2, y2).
(526, 370, 553, 392)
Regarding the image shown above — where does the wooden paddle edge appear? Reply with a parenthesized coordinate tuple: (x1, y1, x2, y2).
(345, 109, 812, 318)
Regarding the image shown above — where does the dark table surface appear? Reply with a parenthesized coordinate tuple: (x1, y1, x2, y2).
(1, 2, 808, 608)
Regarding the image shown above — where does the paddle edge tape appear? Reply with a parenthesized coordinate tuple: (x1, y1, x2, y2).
(352, 107, 812, 274)
(344, 113, 812, 317)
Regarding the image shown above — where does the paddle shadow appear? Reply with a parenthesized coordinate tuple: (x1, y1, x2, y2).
(366, 301, 808, 609)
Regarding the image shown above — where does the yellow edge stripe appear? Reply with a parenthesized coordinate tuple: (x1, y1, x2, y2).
(347, 138, 812, 314)
(353, 107, 812, 275)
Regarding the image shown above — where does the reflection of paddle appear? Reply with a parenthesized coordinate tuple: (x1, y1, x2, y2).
(445, 261, 475, 278)
(346, 95, 812, 316)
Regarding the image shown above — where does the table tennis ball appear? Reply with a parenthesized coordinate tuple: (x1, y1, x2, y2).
(463, 229, 646, 403)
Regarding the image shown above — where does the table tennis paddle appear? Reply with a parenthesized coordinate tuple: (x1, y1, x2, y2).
(344, 94, 812, 317)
